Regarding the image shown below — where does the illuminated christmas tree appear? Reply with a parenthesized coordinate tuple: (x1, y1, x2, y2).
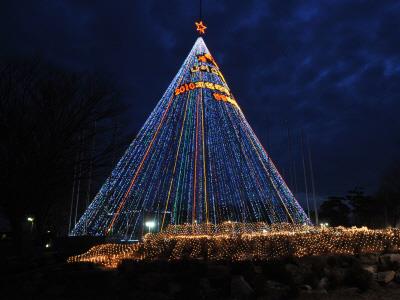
(71, 33, 311, 239)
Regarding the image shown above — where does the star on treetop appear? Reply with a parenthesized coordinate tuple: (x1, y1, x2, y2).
(195, 21, 207, 35)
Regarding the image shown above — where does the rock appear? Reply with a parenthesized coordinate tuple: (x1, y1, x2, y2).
(341, 261, 350, 268)
(285, 263, 305, 285)
(387, 246, 399, 253)
(387, 281, 399, 289)
(317, 288, 328, 294)
(362, 264, 377, 274)
(263, 280, 290, 300)
(335, 287, 360, 295)
(207, 264, 230, 278)
(199, 278, 218, 298)
(388, 253, 400, 263)
(299, 284, 312, 291)
(299, 288, 328, 297)
(168, 281, 181, 295)
(137, 272, 171, 290)
(207, 264, 230, 295)
(324, 267, 346, 286)
(250, 274, 265, 294)
(231, 275, 254, 299)
(394, 271, 400, 283)
(318, 277, 329, 290)
(199, 277, 211, 290)
(379, 254, 400, 267)
(133, 291, 169, 300)
(369, 279, 381, 291)
(39, 285, 65, 297)
(284, 263, 298, 273)
(359, 254, 378, 265)
(376, 271, 395, 283)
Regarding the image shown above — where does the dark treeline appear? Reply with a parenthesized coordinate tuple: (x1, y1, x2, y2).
(319, 162, 400, 228)
(0, 58, 131, 253)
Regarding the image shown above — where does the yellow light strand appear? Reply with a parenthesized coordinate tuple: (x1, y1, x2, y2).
(200, 74, 209, 224)
(161, 87, 192, 230)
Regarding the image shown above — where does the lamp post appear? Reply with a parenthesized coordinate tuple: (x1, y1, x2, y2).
(320, 222, 329, 228)
(27, 216, 34, 232)
(145, 220, 156, 233)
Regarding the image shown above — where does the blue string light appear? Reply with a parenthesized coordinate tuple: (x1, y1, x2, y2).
(71, 37, 311, 239)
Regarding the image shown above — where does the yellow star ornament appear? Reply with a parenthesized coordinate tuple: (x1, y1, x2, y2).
(195, 21, 207, 35)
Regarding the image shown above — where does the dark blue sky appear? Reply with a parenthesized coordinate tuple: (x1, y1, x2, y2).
(1, 0, 400, 204)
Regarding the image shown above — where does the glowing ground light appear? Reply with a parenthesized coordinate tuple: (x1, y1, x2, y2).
(145, 220, 156, 233)
(70, 37, 311, 240)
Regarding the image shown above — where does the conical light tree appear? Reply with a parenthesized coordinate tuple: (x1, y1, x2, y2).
(71, 37, 311, 239)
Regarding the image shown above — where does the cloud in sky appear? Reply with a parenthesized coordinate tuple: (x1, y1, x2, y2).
(1, 0, 399, 202)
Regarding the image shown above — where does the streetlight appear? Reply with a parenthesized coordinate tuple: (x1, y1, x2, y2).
(145, 220, 156, 233)
(320, 222, 329, 228)
(27, 216, 34, 232)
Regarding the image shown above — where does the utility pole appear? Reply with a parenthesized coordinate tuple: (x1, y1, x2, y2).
(300, 130, 310, 218)
(306, 134, 318, 225)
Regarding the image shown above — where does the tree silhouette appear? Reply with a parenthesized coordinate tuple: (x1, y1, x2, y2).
(376, 162, 400, 227)
(319, 196, 350, 226)
(0, 58, 127, 252)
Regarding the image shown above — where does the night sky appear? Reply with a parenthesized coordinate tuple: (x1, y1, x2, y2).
(1, 1, 400, 205)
